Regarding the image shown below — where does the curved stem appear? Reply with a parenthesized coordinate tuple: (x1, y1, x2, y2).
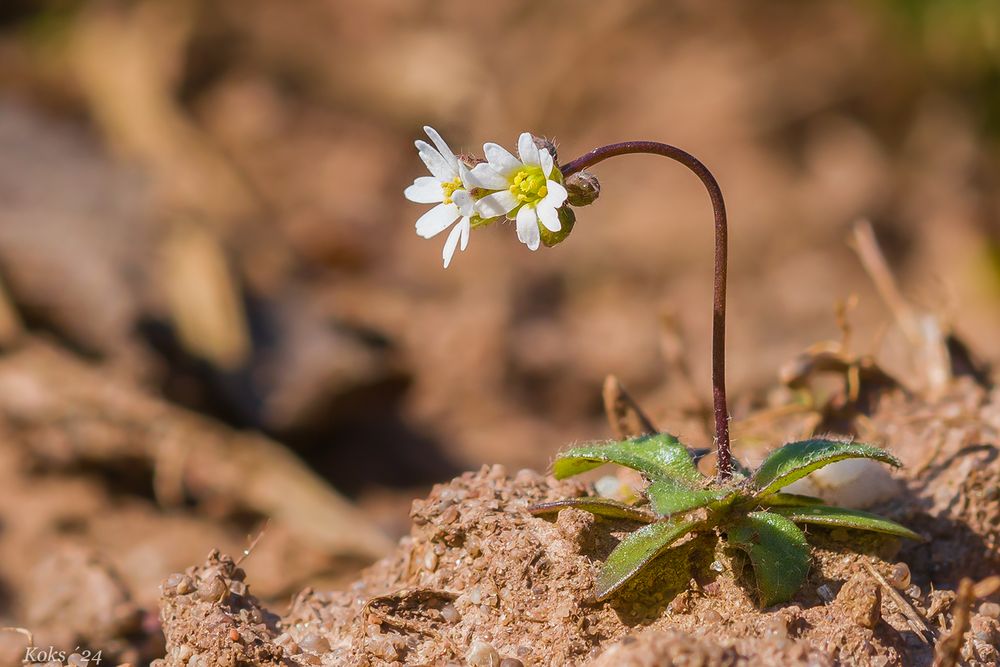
(561, 142, 732, 481)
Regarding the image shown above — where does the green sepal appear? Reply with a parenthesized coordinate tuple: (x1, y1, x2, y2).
(752, 439, 901, 498)
(528, 497, 656, 523)
(727, 511, 810, 607)
(553, 434, 702, 483)
(768, 505, 922, 541)
(595, 518, 701, 600)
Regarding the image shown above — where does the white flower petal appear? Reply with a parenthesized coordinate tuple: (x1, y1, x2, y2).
(476, 190, 519, 218)
(459, 217, 470, 251)
(543, 179, 568, 208)
(465, 163, 509, 190)
(483, 142, 523, 177)
(415, 140, 455, 180)
(415, 202, 460, 239)
(451, 189, 475, 217)
(442, 221, 464, 268)
(404, 176, 444, 204)
(537, 202, 561, 232)
(516, 205, 541, 251)
(540, 147, 554, 177)
(423, 126, 459, 172)
(518, 132, 541, 167)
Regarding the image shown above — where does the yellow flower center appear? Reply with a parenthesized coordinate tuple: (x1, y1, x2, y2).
(440, 176, 463, 204)
(509, 166, 548, 207)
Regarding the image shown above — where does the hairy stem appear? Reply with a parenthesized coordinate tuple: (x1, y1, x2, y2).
(561, 142, 732, 480)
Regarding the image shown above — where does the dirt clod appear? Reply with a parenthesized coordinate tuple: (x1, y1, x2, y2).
(837, 573, 882, 629)
(146, 365, 1000, 665)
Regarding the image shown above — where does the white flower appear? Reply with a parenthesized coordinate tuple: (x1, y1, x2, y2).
(404, 126, 475, 268)
(466, 132, 568, 251)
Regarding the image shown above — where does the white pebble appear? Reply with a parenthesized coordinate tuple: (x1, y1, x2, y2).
(782, 458, 899, 509)
(467, 641, 501, 667)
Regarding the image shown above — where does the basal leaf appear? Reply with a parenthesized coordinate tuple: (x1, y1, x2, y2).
(528, 497, 656, 523)
(647, 478, 732, 517)
(768, 505, 922, 541)
(755, 492, 825, 508)
(751, 439, 901, 498)
(727, 511, 810, 607)
(553, 433, 703, 483)
(595, 518, 701, 600)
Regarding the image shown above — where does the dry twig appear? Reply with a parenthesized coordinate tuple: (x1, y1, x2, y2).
(862, 560, 930, 643)
(933, 578, 974, 667)
(849, 219, 951, 396)
(602, 374, 657, 439)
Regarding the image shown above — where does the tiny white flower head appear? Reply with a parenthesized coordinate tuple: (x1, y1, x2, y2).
(404, 126, 476, 268)
(467, 132, 568, 251)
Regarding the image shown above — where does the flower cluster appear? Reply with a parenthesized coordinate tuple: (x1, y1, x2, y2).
(404, 126, 569, 267)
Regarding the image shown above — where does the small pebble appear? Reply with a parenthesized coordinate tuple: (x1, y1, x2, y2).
(888, 562, 911, 590)
(700, 609, 723, 624)
(467, 641, 501, 667)
(817, 584, 835, 603)
(669, 594, 690, 614)
(499, 659, 524, 667)
(440, 505, 460, 524)
(709, 560, 724, 573)
(979, 602, 1000, 619)
(441, 603, 461, 623)
(197, 576, 228, 602)
(299, 633, 331, 654)
(766, 616, 789, 638)
(175, 574, 195, 596)
(163, 572, 184, 594)
(905, 584, 921, 599)
(228, 628, 241, 642)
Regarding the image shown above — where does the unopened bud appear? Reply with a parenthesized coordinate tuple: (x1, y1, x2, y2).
(532, 135, 558, 163)
(540, 206, 575, 247)
(565, 171, 600, 207)
(458, 153, 485, 168)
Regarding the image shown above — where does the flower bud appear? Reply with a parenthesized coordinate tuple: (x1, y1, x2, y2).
(540, 206, 575, 247)
(532, 135, 558, 163)
(565, 170, 600, 207)
(458, 153, 485, 168)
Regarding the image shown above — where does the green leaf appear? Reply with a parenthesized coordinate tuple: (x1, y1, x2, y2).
(553, 434, 703, 483)
(727, 511, 810, 607)
(751, 439, 901, 497)
(528, 498, 655, 523)
(595, 518, 701, 600)
(755, 492, 825, 508)
(768, 505, 923, 541)
(647, 477, 732, 517)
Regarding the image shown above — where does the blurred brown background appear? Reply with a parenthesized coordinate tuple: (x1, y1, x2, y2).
(1, 0, 1000, 656)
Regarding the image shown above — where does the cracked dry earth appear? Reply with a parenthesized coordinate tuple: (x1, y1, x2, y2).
(152, 380, 999, 666)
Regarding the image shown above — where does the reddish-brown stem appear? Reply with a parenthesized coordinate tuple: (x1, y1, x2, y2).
(561, 142, 732, 481)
